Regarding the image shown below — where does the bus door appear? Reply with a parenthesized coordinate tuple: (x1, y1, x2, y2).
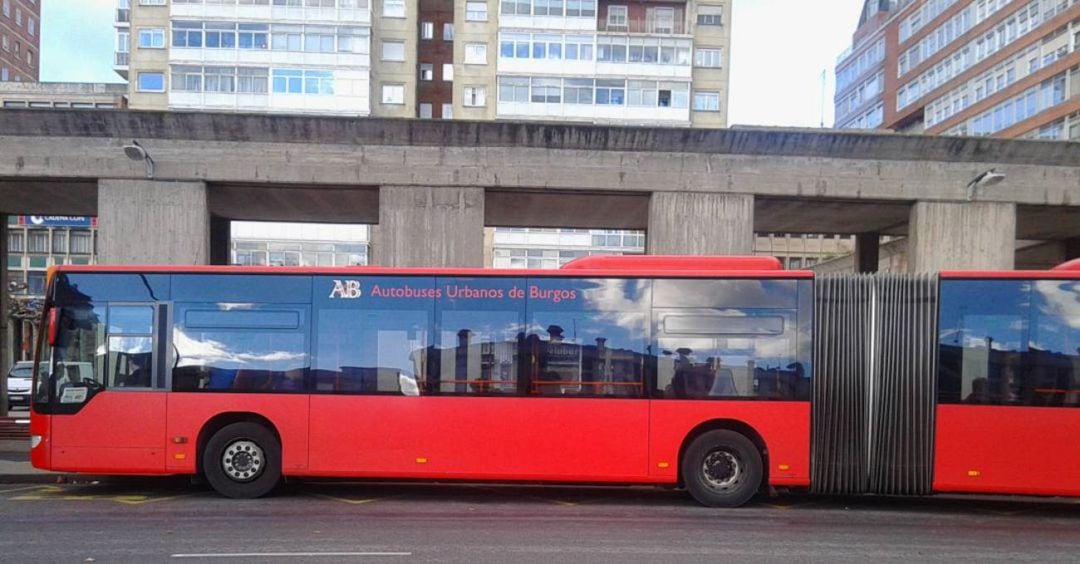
(49, 302, 171, 473)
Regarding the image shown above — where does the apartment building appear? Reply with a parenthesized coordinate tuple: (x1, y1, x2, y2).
(834, 0, 1080, 140)
(0, 81, 127, 108)
(0, 0, 38, 83)
(115, 1, 730, 126)
(116, 0, 373, 115)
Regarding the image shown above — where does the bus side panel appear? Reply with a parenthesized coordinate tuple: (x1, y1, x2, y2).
(165, 394, 310, 475)
(50, 392, 166, 473)
(307, 396, 651, 482)
(648, 400, 811, 487)
(29, 410, 51, 470)
(934, 405, 1080, 497)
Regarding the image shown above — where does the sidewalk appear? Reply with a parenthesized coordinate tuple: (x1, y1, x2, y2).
(0, 439, 68, 483)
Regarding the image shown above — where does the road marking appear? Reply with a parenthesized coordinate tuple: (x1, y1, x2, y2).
(0, 485, 51, 495)
(309, 493, 381, 505)
(170, 552, 412, 559)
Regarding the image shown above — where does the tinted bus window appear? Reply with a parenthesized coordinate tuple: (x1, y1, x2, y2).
(55, 273, 170, 303)
(525, 278, 651, 398)
(653, 279, 811, 401)
(172, 304, 310, 393)
(938, 279, 1079, 407)
(312, 276, 435, 395)
(433, 278, 525, 395)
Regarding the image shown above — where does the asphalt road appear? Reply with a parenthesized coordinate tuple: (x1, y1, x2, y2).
(1, 479, 1078, 563)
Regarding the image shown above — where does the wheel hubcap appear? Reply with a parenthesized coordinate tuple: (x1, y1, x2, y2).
(702, 449, 742, 491)
(222, 440, 264, 483)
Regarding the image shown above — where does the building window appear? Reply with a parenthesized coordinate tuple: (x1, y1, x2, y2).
(27, 231, 48, 253)
(138, 28, 166, 49)
(27, 17, 34, 36)
(140, 0, 167, 5)
(419, 102, 433, 118)
(693, 91, 720, 111)
(466, 1, 488, 21)
(2, 35, 7, 52)
(442, 103, 453, 119)
(381, 83, 405, 104)
(381, 40, 405, 61)
(205, 66, 238, 93)
(1, 0, 7, 18)
(238, 67, 269, 93)
(8, 231, 24, 253)
(421, 22, 434, 40)
(694, 48, 722, 68)
(383, 0, 405, 18)
(302, 26, 335, 52)
(607, 5, 628, 28)
(464, 86, 486, 107)
(172, 21, 203, 48)
(567, 0, 596, 17)
(420, 63, 433, 81)
(172, 65, 203, 91)
(443, 23, 454, 41)
(697, 5, 723, 26)
(530, 77, 561, 103)
(465, 42, 487, 64)
(442, 63, 454, 81)
(272, 69, 303, 93)
(238, 23, 269, 49)
(26, 50, 32, 67)
(137, 72, 165, 92)
(51, 232, 67, 255)
(1, 68, 7, 82)
(70, 231, 93, 254)
(498, 76, 529, 102)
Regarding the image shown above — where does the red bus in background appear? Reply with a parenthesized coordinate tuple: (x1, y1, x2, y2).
(27, 256, 1080, 506)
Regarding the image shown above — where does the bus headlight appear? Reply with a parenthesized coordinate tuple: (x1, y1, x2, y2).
(30, 435, 42, 449)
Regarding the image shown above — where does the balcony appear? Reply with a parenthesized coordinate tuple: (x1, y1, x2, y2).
(116, 8, 130, 24)
(114, 52, 129, 66)
(597, 18, 688, 35)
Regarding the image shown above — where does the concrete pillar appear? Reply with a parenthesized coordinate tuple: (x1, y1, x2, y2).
(855, 232, 880, 273)
(97, 179, 210, 265)
(1, 214, 8, 416)
(210, 215, 232, 266)
(908, 201, 1016, 273)
(373, 185, 484, 267)
(647, 192, 754, 255)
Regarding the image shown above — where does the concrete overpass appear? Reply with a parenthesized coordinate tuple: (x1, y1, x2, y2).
(0, 109, 1077, 273)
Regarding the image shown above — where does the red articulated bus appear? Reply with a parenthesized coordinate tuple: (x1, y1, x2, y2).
(27, 256, 1080, 507)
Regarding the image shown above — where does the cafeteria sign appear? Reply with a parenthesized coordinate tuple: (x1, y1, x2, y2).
(19, 216, 94, 227)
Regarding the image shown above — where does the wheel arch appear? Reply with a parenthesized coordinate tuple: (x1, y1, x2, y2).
(196, 412, 282, 475)
(676, 418, 770, 490)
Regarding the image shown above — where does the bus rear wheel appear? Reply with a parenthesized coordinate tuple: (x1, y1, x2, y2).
(681, 430, 762, 508)
(204, 422, 281, 499)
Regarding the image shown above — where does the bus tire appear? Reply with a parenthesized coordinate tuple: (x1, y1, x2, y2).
(681, 429, 762, 508)
(203, 422, 281, 499)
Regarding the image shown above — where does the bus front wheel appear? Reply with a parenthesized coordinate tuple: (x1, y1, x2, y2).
(681, 429, 762, 508)
(203, 422, 282, 499)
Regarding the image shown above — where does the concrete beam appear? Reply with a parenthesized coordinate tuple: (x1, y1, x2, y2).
(97, 179, 210, 265)
(648, 193, 754, 255)
(485, 190, 649, 230)
(908, 201, 1016, 272)
(372, 186, 484, 267)
(208, 184, 379, 224)
(0, 180, 97, 215)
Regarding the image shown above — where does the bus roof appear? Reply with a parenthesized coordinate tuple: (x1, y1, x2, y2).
(48, 262, 814, 279)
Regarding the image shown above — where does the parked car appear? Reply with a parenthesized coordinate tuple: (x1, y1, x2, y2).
(7, 361, 34, 411)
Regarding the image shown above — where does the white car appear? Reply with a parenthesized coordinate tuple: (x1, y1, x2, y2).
(7, 361, 34, 411)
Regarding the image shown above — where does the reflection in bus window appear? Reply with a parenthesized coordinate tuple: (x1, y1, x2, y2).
(652, 279, 811, 401)
(434, 278, 525, 395)
(938, 280, 1079, 407)
(52, 304, 106, 399)
(314, 309, 429, 394)
(526, 278, 651, 398)
(172, 305, 309, 393)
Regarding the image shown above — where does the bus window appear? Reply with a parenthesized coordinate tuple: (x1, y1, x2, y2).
(312, 276, 436, 395)
(652, 279, 809, 401)
(107, 305, 155, 388)
(433, 278, 525, 395)
(172, 305, 309, 393)
(51, 304, 107, 404)
(525, 278, 651, 397)
(939, 280, 1031, 405)
(1029, 280, 1079, 407)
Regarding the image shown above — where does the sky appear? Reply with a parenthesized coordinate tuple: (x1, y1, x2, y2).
(39, 0, 865, 127)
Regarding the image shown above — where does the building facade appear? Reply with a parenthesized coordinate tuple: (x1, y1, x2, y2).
(230, 221, 370, 266)
(0, 82, 128, 108)
(5, 216, 98, 362)
(834, 0, 1080, 140)
(116, 0, 373, 115)
(0, 0, 39, 83)
(116, 0, 731, 127)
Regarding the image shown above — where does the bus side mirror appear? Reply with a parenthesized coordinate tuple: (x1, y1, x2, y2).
(48, 308, 59, 346)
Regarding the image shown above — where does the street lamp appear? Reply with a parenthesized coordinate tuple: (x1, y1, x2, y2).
(966, 168, 1005, 201)
(122, 139, 155, 179)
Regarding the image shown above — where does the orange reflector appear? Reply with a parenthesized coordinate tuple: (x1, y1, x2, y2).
(172, 436, 188, 444)
(657, 461, 670, 469)
(416, 457, 428, 464)
(967, 470, 981, 477)
(778, 464, 791, 471)
(174, 453, 187, 460)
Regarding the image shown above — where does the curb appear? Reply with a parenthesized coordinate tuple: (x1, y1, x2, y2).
(0, 474, 110, 485)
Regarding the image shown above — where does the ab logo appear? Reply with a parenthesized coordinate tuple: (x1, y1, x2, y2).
(329, 279, 362, 299)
